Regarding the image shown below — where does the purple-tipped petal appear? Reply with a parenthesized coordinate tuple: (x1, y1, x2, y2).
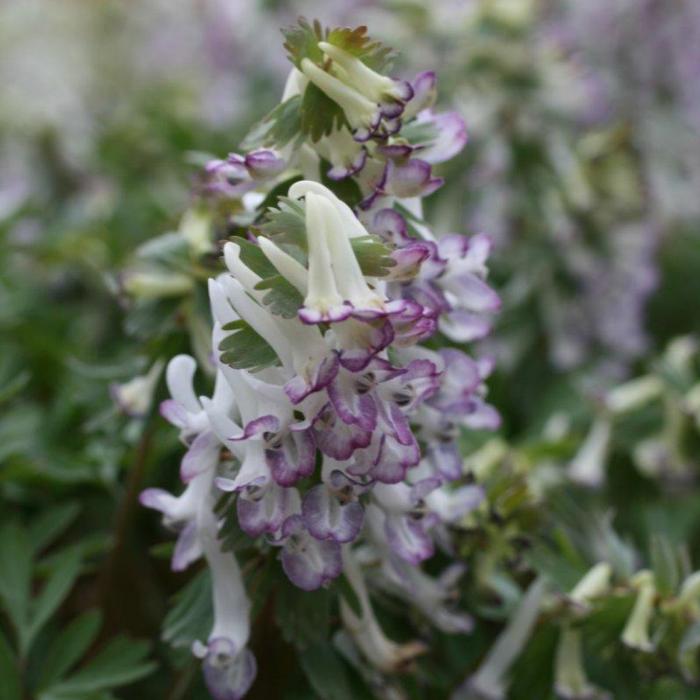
(237, 482, 293, 537)
(386, 159, 442, 199)
(265, 428, 316, 486)
(369, 433, 420, 484)
(327, 148, 368, 181)
(439, 310, 493, 343)
(384, 513, 435, 564)
(202, 640, 257, 700)
(463, 401, 501, 431)
(285, 353, 340, 405)
(302, 484, 364, 543)
(139, 487, 178, 514)
(408, 71, 437, 116)
(338, 321, 395, 372)
(382, 358, 440, 410)
(383, 117, 402, 136)
(425, 441, 463, 481)
(229, 415, 281, 442)
(245, 149, 286, 179)
(414, 110, 467, 164)
(298, 302, 353, 325)
(327, 371, 378, 431)
(160, 399, 189, 429)
(371, 208, 411, 245)
(392, 79, 414, 102)
(181, 430, 220, 482)
(437, 233, 471, 260)
(377, 144, 414, 160)
(172, 522, 202, 571)
(313, 404, 373, 460)
(444, 274, 501, 313)
(280, 515, 342, 590)
(388, 242, 431, 280)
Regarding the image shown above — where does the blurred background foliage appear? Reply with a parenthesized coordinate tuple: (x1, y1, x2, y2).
(1, 0, 699, 698)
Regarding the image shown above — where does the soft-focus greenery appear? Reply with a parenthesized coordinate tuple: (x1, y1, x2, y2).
(1, 1, 699, 698)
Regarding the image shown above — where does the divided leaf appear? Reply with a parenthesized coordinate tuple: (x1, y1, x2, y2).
(219, 320, 280, 372)
(282, 18, 395, 73)
(162, 570, 213, 650)
(300, 83, 348, 143)
(37, 610, 102, 690)
(351, 236, 397, 278)
(258, 197, 307, 249)
(326, 25, 396, 72)
(41, 636, 155, 697)
(241, 95, 303, 151)
(282, 17, 325, 69)
(255, 275, 304, 319)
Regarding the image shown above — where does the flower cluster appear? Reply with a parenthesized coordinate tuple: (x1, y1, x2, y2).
(140, 20, 498, 700)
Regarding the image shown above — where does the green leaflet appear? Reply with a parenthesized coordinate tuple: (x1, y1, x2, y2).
(300, 82, 348, 143)
(282, 17, 325, 69)
(234, 238, 278, 279)
(299, 643, 355, 700)
(255, 275, 304, 319)
(240, 94, 303, 151)
(282, 18, 395, 73)
(326, 25, 396, 72)
(39, 636, 155, 698)
(274, 579, 332, 650)
(258, 196, 307, 249)
(0, 631, 21, 700)
(218, 320, 280, 372)
(229, 237, 304, 318)
(162, 570, 213, 650)
(351, 235, 397, 278)
(37, 610, 102, 690)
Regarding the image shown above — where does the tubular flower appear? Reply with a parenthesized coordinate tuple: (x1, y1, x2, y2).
(141, 19, 499, 698)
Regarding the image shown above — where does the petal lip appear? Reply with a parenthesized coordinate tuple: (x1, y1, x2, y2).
(181, 431, 219, 482)
(284, 353, 340, 405)
(202, 640, 257, 700)
(301, 484, 364, 543)
(229, 415, 281, 442)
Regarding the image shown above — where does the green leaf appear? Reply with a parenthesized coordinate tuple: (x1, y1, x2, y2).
(233, 238, 278, 279)
(299, 643, 355, 700)
(218, 320, 280, 373)
(29, 502, 81, 554)
(25, 548, 83, 654)
(274, 579, 331, 650)
(253, 175, 303, 217)
(283, 19, 396, 73)
(240, 95, 302, 151)
(258, 197, 307, 249)
(162, 570, 213, 650)
(282, 17, 325, 69)
(37, 610, 102, 690)
(255, 275, 304, 319)
(0, 371, 30, 406)
(0, 630, 21, 700)
(351, 236, 397, 277)
(42, 637, 154, 697)
(0, 521, 32, 646)
(326, 24, 396, 71)
(300, 82, 348, 143)
(649, 534, 679, 596)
